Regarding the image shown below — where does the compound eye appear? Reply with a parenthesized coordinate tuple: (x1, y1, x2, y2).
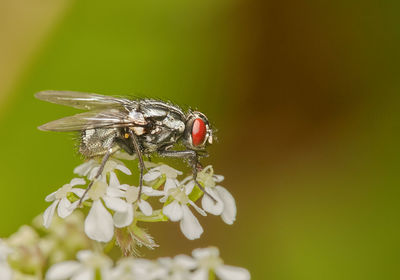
(191, 118, 207, 146)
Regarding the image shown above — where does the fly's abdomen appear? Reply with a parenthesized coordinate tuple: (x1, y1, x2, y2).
(79, 128, 119, 158)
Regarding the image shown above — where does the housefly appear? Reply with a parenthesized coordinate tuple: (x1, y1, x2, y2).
(35, 90, 215, 204)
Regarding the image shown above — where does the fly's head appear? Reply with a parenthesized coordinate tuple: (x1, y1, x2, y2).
(183, 111, 213, 151)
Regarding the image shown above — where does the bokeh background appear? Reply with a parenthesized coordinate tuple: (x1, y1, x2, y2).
(1, 0, 400, 279)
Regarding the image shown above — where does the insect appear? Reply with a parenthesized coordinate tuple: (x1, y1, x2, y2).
(35, 90, 215, 204)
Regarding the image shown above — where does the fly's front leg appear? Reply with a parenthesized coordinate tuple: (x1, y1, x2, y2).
(78, 147, 116, 206)
(158, 150, 217, 203)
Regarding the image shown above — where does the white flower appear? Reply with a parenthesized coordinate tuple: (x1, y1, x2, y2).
(74, 158, 131, 180)
(143, 162, 182, 189)
(0, 240, 13, 280)
(110, 258, 168, 280)
(158, 254, 197, 280)
(185, 166, 237, 225)
(161, 184, 206, 240)
(72, 175, 130, 242)
(112, 182, 164, 228)
(46, 250, 112, 280)
(191, 247, 250, 280)
(43, 178, 86, 228)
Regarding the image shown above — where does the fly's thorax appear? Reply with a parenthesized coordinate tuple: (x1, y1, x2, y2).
(137, 109, 186, 152)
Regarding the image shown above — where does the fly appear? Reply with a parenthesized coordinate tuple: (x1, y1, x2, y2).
(35, 90, 215, 204)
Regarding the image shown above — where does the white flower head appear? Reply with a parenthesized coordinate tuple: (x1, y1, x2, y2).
(161, 184, 206, 240)
(191, 247, 250, 280)
(43, 178, 86, 228)
(46, 250, 112, 280)
(185, 166, 237, 225)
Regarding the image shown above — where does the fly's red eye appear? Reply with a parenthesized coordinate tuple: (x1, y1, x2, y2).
(192, 118, 206, 146)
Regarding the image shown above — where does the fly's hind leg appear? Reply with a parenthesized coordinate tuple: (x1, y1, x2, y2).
(157, 150, 217, 203)
(78, 147, 116, 206)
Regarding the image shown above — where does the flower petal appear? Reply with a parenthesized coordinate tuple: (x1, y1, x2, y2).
(70, 178, 86, 187)
(70, 188, 85, 198)
(76, 250, 92, 262)
(113, 205, 134, 228)
(180, 205, 203, 240)
(84, 200, 114, 242)
(43, 200, 59, 228)
(73, 160, 96, 176)
(189, 200, 207, 216)
(184, 180, 195, 195)
(103, 197, 128, 213)
(213, 174, 225, 183)
(57, 198, 76, 218)
(45, 191, 57, 202)
(191, 268, 209, 280)
(174, 255, 197, 270)
(180, 175, 193, 185)
(142, 187, 164, 196)
(88, 166, 99, 180)
(115, 164, 132, 175)
(192, 247, 219, 259)
(109, 171, 120, 187)
(201, 189, 223, 216)
(107, 185, 126, 200)
(216, 186, 236, 225)
(71, 268, 94, 280)
(45, 261, 81, 280)
(0, 263, 12, 280)
(215, 265, 250, 280)
(163, 201, 183, 222)
(164, 178, 178, 192)
(138, 200, 153, 216)
(160, 164, 183, 177)
(143, 170, 161, 181)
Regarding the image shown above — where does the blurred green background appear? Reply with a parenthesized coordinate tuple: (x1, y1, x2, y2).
(1, 0, 400, 279)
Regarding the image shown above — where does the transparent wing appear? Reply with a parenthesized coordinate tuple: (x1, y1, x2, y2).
(35, 90, 137, 110)
(38, 109, 140, 132)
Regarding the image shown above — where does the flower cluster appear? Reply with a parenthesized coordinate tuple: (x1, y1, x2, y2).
(0, 154, 249, 279)
(0, 213, 249, 280)
(43, 156, 237, 245)
(46, 247, 250, 280)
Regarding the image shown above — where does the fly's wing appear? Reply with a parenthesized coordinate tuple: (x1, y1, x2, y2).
(38, 109, 146, 132)
(35, 90, 137, 110)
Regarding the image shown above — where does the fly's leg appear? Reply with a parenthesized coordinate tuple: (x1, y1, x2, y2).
(127, 130, 145, 201)
(78, 148, 115, 207)
(158, 150, 217, 203)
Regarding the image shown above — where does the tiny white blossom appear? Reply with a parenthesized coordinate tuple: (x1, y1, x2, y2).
(74, 158, 131, 180)
(158, 254, 197, 280)
(46, 250, 112, 280)
(43, 178, 86, 228)
(72, 175, 130, 242)
(161, 184, 206, 240)
(143, 162, 182, 189)
(185, 166, 237, 225)
(111, 182, 164, 228)
(191, 247, 250, 280)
